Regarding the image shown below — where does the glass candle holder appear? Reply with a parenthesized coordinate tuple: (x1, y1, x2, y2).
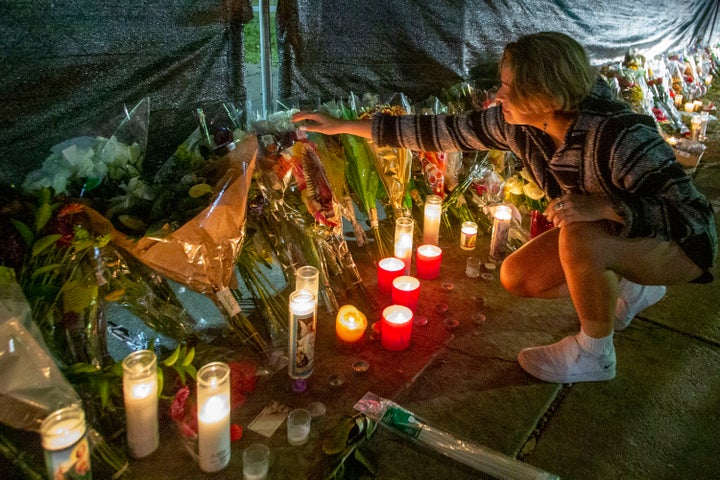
(530, 210, 554, 238)
(197, 362, 231, 473)
(415, 244, 442, 279)
(122, 349, 159, 459)
(381, 305, 414, 351)
(391, 275, 420, 311)
(423, 195, 442, 245)
(288, 290, 317, 385)
(377, 257, 405, 294)
(465, 257, 482, 278)
(394, 216, 414, 275)
(460, 221, 478, 250)
(489, 205, 512, 261)
(295, 265, 319, 298)
(335, 304, 367, 345)
(41, 405, 92, 480)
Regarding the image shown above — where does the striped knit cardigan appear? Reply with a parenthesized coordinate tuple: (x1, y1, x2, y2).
(373, 78, 717, 282)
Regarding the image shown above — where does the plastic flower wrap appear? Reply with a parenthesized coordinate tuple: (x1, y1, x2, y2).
(358, 93, 414, 223)
(0, 268, 128, 479)
(22, 98, 149, 210)
(103, 134, 269, 358)
(252, 109, 378, 314)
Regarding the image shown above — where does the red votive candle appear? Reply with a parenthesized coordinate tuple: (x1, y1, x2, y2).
(381, 305, 414, 351)
(391, 275, 420, 311)
(377, 257, 405, 294)
(415, 244, 442, 279)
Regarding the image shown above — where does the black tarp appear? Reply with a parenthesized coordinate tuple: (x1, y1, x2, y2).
(277, 0, 720, 101)
(2, 0, 719, 186)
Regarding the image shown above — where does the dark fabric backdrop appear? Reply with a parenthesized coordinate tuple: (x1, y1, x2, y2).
(0, 0, 252, 186)
(277, 0, 720, 102)
(1, 0, 719, 186)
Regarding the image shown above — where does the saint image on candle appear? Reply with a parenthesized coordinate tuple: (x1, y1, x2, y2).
(460, 221, 478, 250)
(489, 205, 512, 261)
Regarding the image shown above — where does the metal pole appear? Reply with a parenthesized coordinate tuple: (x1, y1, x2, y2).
(258, 0, 273, 116)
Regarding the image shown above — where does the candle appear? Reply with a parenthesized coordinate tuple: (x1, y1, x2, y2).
(41, 406, 92, 480)
(693, 100, 703, 112)
(197, 362, 231, 473)
(391, 275, 420, 311)
(295, 265, 319, 297)
(529, 209, 554, 238)
(122, 350, 159, 458)
(288, 290, 317, 389)
(684, 102, 695, 113)
(489, 205, 512, 261)
(459, 221, 478, 250)
(705, 75, 713, 86)
(381, 304, 414, 351)
(335, 304, 367, 344)
(415, 244, 442, 279)
(377, 257, 405, 294)
(423, 195, 442, 245)
(394, 216, 414, 275)
(691, 114, 702, 141)
(674, 93, 683, 108)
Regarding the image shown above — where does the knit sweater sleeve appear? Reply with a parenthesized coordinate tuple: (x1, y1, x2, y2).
(598, 113, 715, 246)
(371, 107, 509, 152)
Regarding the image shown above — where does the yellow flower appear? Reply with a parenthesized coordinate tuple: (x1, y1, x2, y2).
(505, 176, 524, 195)
(523, 180, 545, 201)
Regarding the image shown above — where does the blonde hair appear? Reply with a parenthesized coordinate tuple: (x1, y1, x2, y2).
(501, 32, 596, 113)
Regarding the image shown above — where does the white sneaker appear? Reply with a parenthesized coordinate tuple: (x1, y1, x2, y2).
(614, 280, 666, 331)
(518, 335, 616, 383)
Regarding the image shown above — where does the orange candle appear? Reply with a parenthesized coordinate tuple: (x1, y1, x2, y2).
(335, 305, 367, 344)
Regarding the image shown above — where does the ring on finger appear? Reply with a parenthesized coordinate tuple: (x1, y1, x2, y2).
(553, 202, 565, 211)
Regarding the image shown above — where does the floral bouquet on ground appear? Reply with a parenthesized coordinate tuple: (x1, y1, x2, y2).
(251, 109, 378, 313)
(22, 98, 151, 235)
(0, 268, 128, 479)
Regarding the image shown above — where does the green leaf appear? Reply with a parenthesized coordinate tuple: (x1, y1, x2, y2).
(30, 263, 64, 278)
(34, 202, 54, 233)
(10, 219, 34, 246)
(353, 448, 377, 475)
(31, 234, 62, 258)
(99, 379, 110, 408)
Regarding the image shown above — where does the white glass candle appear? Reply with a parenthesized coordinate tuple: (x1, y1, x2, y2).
(288, 290, 318, 384)
(122, 350, 159, 458)
(197, 362, 231, 473)
(423, 195, 442, 245)
(394, 216, 414, 275)
(41, 405, 92, 479)
(489, 205, 513, 260)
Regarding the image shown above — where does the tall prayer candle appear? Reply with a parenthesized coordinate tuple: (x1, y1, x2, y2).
(122, 350, 159, 458)
(394, 216, 414, 275)
(377, 257, 405, 294)
(335, 304, 368, 344)
(391, 275, 420, 311)
(459, 221, 478, 250)
(381, 305, 414, 351)
(423, 195, 442, 245)
(197, 362, 231, 473)
(489, 205, 512, 261)
(288, 290, 317, 388)
(415, 244, 442, 279)
(41, 406, 91, 480)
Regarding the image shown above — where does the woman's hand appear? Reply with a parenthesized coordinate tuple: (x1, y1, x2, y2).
(292, 111, 373, 138)
(545, 193, 624, 227)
